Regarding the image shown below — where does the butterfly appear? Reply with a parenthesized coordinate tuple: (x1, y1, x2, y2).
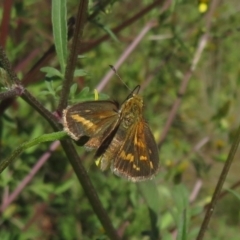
(62, 85, 159, 182)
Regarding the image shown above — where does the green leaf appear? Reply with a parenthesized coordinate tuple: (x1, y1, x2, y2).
(102, 25, 119, 42)
(0, 131, 67, 174)
(177, 209, 188, 240)
(29, 183, 55, 200)
(74, 69, 87, 77)
(52, 0, 67, 74)
(41, 66, 63, 78)
(69, 83, 78, 97)
(138, 181, 161, 239)
(98, 93, 109, 100)
(77, 55, 86, 59)
(226, 188, 240, 201)
(138, 181, 160, 213)
(172, 184, 189, 213)
(171, 184, 190, 240)
(94, 21, 119, 42)
(211, 100, 231, 121)
(45, 80, 55, 94)
(54, 178, 75, 194)
(78, 86, 90, 97)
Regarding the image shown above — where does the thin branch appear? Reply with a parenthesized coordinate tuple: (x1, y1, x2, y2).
(0, 85, 24, 101)
(0, 47, 59, 127)
(0, 46, 21, 85)
(21, 89, 60, 130)
(60, 139, 121, 240)
(83, 0, 164, 54)
(57, 0, 88, 112)
(56, 3, 121, 235)
(195, 0, 233, 239)
(158, 34, 209, 148)
(202, 180, 240, 211)
(0, 0, 13, 47)
(96, 21, 157, 92)
(196, 122, 240, 239)
(0, 141, 60, 212)
(189, 179, 203, 204)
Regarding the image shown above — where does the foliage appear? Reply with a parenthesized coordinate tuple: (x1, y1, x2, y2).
(1, 0, 240, 239)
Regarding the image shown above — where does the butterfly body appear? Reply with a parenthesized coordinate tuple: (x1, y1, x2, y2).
(62, 87, 159, 182)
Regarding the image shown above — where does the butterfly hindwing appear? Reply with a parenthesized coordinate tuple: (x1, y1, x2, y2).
(111, 120, 159, 181)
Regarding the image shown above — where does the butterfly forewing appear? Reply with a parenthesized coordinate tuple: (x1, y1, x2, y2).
(63, 101, 119, 143)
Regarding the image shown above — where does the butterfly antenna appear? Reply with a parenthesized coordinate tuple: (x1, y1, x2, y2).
(109, 65, 131, 91)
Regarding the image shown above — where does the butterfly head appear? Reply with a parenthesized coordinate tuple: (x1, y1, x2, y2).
(120, 94, 143, 129)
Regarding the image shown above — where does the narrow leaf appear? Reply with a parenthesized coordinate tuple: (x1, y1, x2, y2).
(177, 209, 188, 240)
(0, 131, 67, 173)
(52, 0, 67, 74)
(226, 188, 240, 201)
(41, 66, 63, 78)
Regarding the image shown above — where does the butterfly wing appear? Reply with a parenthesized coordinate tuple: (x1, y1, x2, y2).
(114, 121, 159, 181)
(98, 119, 159, 181)
(62, 100, 119, 148)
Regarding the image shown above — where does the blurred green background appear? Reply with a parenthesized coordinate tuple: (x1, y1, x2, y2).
(1, 0, 240, 239)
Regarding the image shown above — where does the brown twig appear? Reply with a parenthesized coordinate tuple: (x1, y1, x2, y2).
(0, 141, 60, 212)
(0, 46, 21, 85)
(189, 179, 203, 204)
(158, 32, 209, 148)
(96, 21, 157, 92)
(194, 0, 234, 238)
(0, 84, 24, 101)
(57, 1, 88, 111)
(0, 0, 13, 47)
(196, 123, 240, 239)
(60, 139, 121, 240)
(83, 0, 164, 53)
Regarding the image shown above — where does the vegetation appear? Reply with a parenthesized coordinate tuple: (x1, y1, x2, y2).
(1, 0, 240, 239)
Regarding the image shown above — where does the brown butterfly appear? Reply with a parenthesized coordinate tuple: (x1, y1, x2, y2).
(62, 86, 159, 182)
